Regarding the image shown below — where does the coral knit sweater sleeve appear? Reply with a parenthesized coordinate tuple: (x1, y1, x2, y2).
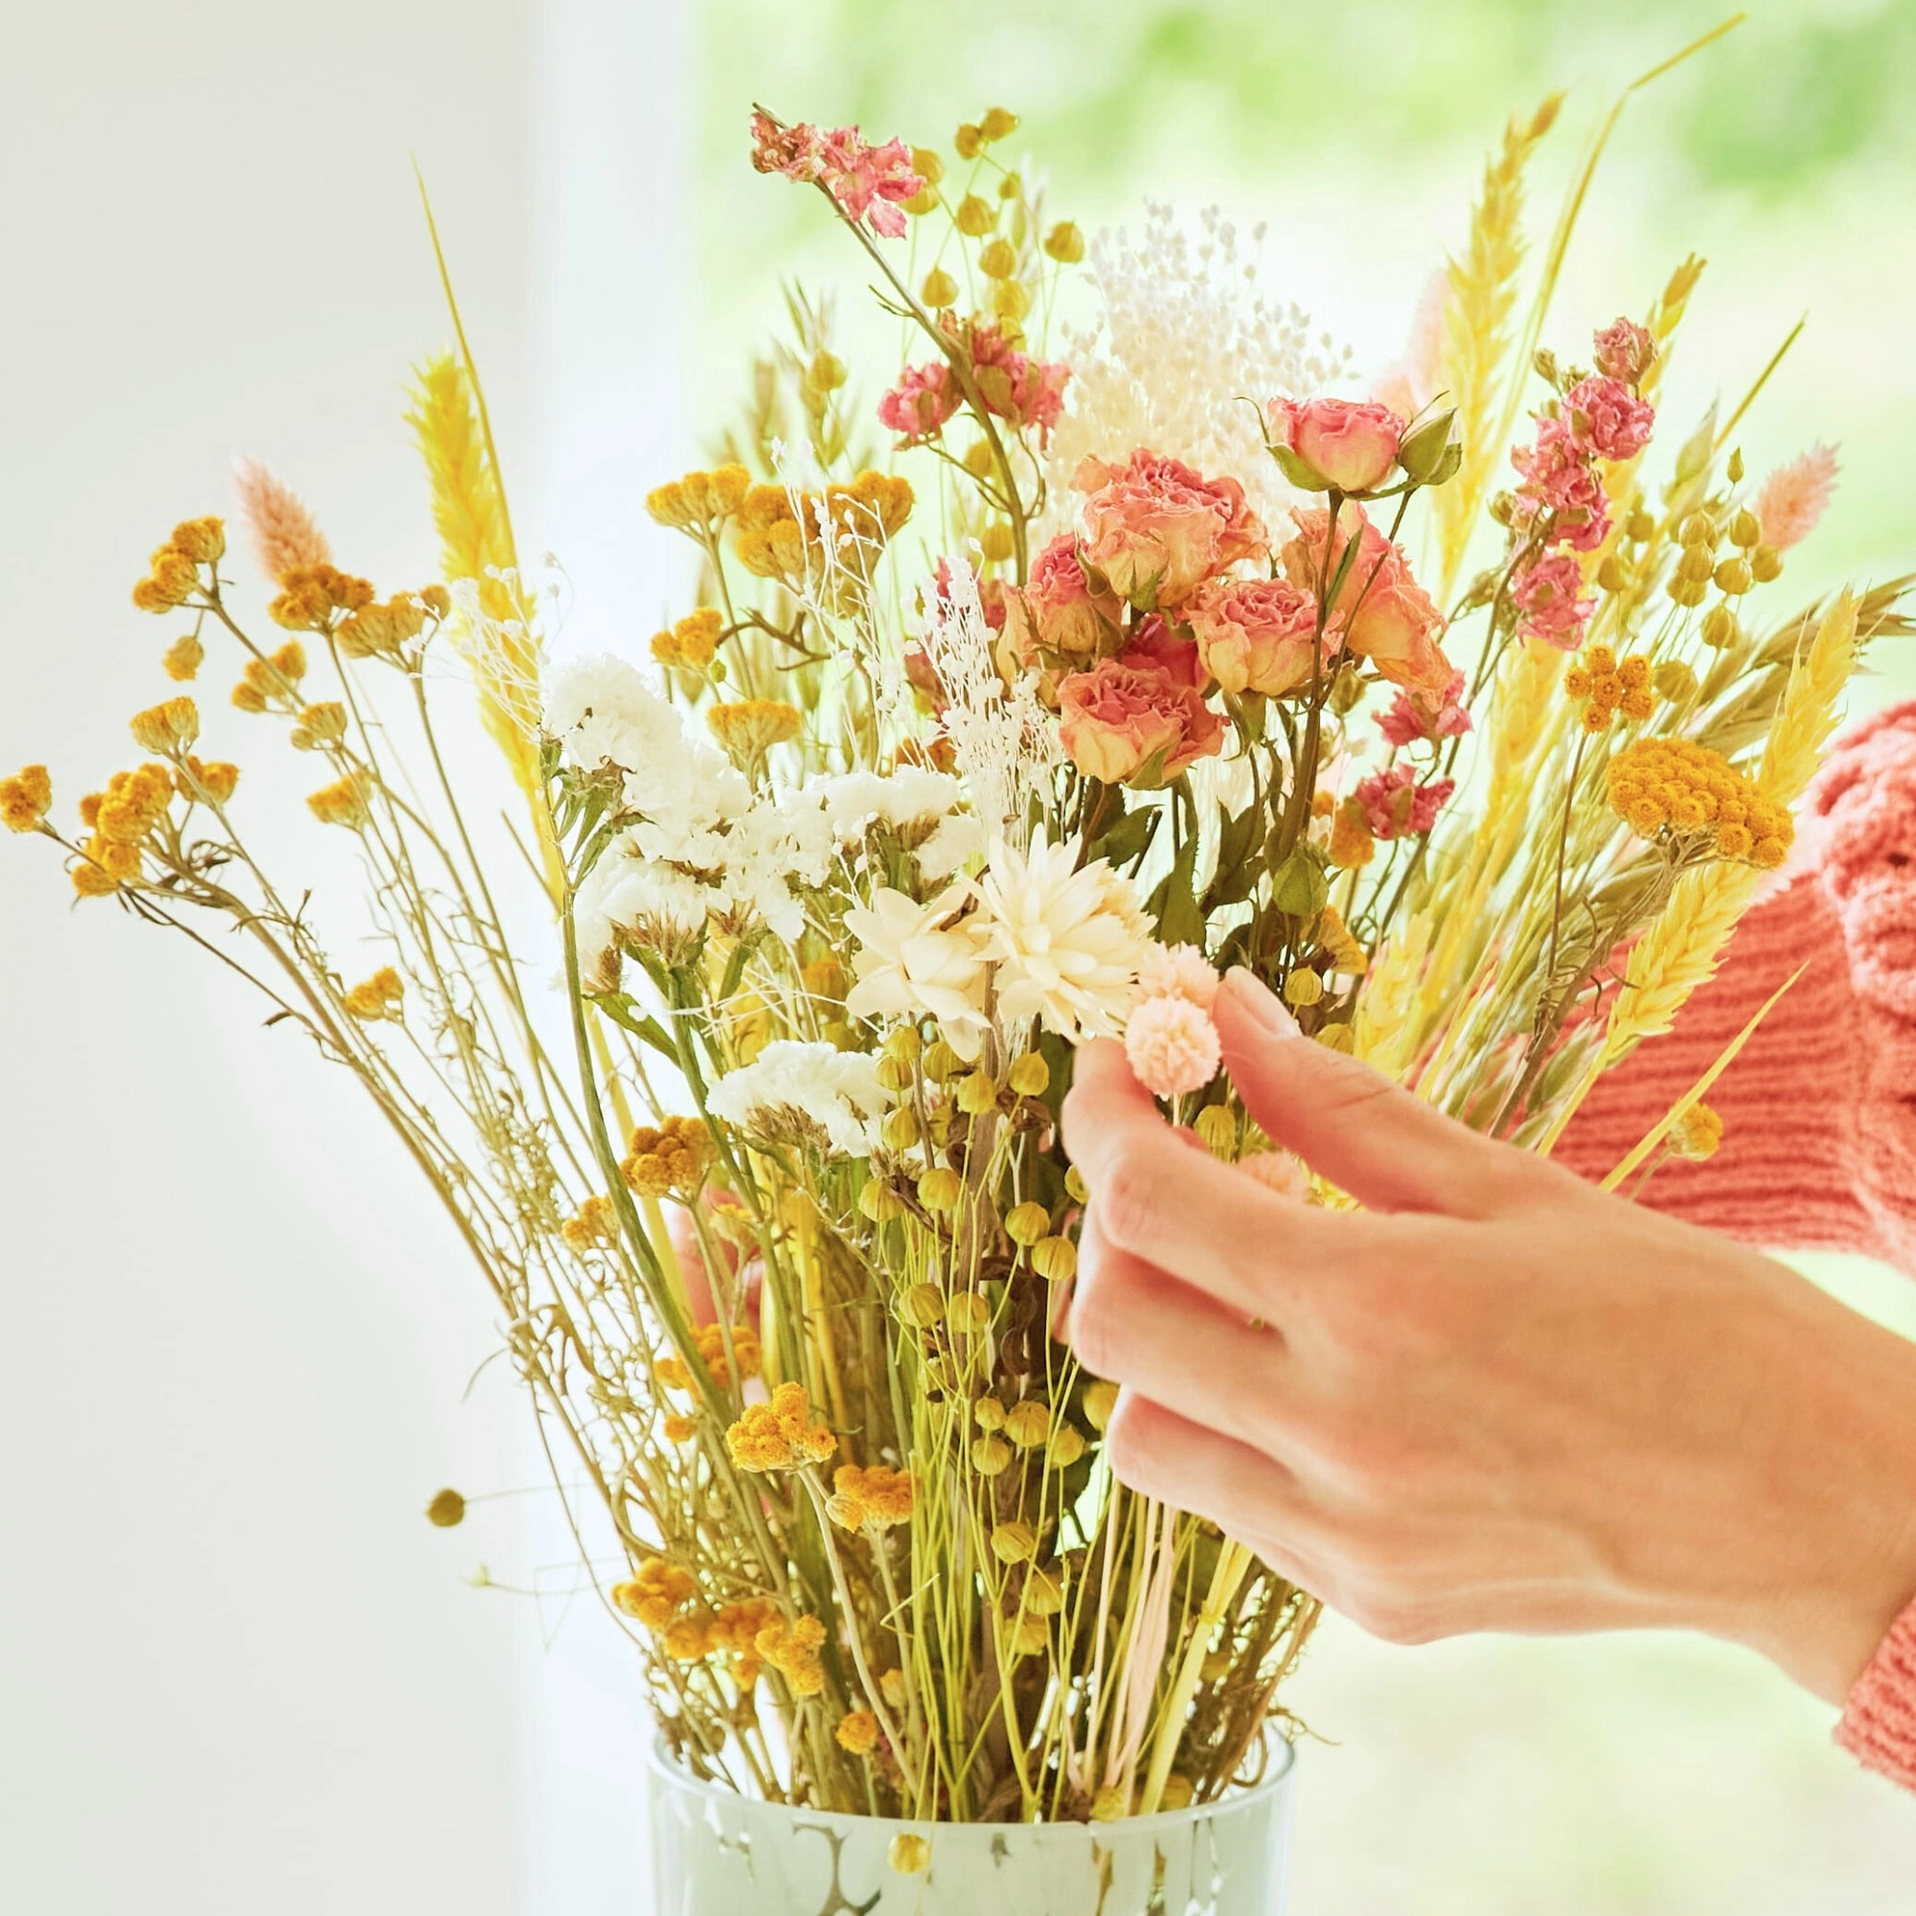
(1557, 699, 1916, 1793)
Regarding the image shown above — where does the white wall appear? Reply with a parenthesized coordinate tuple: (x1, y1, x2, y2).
(0, 5, 689, 1910)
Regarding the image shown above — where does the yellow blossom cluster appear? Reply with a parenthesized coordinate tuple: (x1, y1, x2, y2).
(644, 464, 752, 533)
(131, 518, 224, 613)
(655, 1322, 761, 1393)
(268, 564, 376, 633)
(1, 764, 53, 834)
(621, 1115, 715, 1197)
(611, 1556, 697, 1630)
(306, 771, 374, 829)
(753, 1614, 828, 1697)
(176, 757, 240, 806)
(72, 762, 174, 894)
(342, 965, 405, 1022)
(560, 1194, 619, 1252)
(1605, 737, 1793, 868)
(825, 1463, 915, 1532)
(336, 588, 445, 662)
(129, 697, 200, 756)
(651, 608, 724, 670)
(1564, 645, 1655, 733)
(162, 634, 204, 681)
(725, 1381, 836, 1472)
(708, 699, 803, 767)
(732, 471, 913, 587)
(231, 641, 309, 714)
(1669, 1102, 1724, 1161)
(662, 1414, 698, 1444)
(836, 1710, 880, 1756)
(289, 701, 348, 752)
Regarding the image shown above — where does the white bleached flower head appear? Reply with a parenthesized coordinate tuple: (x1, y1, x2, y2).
(844, 884, 992, 1059)
(973, 833, 1150, 1042)
(812, 766, 985, 880)
(572, 832, 710, 988)
(707, 1040, 893, 1157)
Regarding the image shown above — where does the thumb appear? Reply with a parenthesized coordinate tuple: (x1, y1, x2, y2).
(1213, 967, 1508, 1216)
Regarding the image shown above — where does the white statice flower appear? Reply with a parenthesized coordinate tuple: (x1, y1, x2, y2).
(713, 791, 836, 943)
(571, 832, 710, 988)
(812, 766, 986, 880)
(973, 833, 1151, 1042)
(843, 884, 992, 1059)
(541, 653, 749, 857)
(1045, 203, 1352, 529)
(920, 564, 1061, 837)
(707, 1041, 893, 1157)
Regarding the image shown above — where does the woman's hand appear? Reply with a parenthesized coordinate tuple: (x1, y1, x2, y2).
(1060, 967, 1916, 1704)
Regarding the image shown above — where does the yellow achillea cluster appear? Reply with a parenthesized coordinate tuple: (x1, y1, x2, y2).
(1606, 737, 1793, 869)
(651, 607, 724, 670)
(72, 762, 174, 894)
(732, 471, 913, 587)
(754, 1614, 828, 1697)
(662, 1414, 698, 1444)
(708, 699, 803, 768)
(1669, 1101, 1724, 1161)
(175, 757, 240, 805)
(230, 641, 309, 714)
(1564, 644, 1655, 733)
(307, 772, 374, 830)
(289, 701, 348, 752)
(1, 764, 53, 834)
(560, 1194, 619, 1251)
(267, 563, 377, 633)
(826, 1463, 915, 1532)
(645, 464, 752, 533)
(131, 518, 224, 613)
(335, 589, 446, 662)
(655, 1322, 761, 1393)
(836, 1710, 880, 1755)
(343, 965, 405, 1022)
(621, 1114, 715, 1197)
(726, 1381, 837, 1472)
(711, 1597, 780, 1683)
(129, 697, 200, 756)
(611, 1556, 697, 1630)
(161, 634, 204, 682)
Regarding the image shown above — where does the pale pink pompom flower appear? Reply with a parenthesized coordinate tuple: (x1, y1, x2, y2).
(1136, 941, 1220, 1011)
(1754, 445, 1839, 552)
(231, 456, 331, 582)
(1124, 994, 1221, 1099)
(1236, 1151, 1310, 1200)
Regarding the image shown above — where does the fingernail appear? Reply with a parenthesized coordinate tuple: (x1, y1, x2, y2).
(1222, 967, 1299, 1038)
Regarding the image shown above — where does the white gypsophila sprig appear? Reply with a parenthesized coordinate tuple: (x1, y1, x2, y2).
(1045, 203, 1352, 528)
(919, 561, 1062, 842)
(706, 1040, 894, 1157)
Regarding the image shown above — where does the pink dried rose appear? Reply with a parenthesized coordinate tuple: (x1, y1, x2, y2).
(1510, 550, 1594, 648)
(1511, 418, 1611, 552)
(1754, 444, 1839, 551)
(1056, 651, 1225, 786)
(1074, 450, 1269, 611)
(1124, 992, 1221, 1099)
(1002, 534, 1123, 666)
(1562, 375, 1655, 464)
(1121, 614, 1206, 690)
(878, 361, 959, 445)
(749, 111, 924, 239)
(1279, 505, 1454, 695)
(1183, 575, 1325, 698)
(1267, 397, 1406, 494)
(1592, 316, 1657, 387)
(1354, 762, 1456, 840)
(970, 323, 1070, 447)
(1377, 669, 1472, 748)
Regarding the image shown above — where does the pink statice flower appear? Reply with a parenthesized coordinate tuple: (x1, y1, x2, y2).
(749, 111, 924, 239)
(1511, 417, 1610, 552)
(878, 360, 958, 445)
(1124, 992, 1221, 1099)
(1377, 669, 1472, 748)
(1137, 941, 1220, 1011)
(1354, 762, 1456, 840)
(1754, 444, 1839, 551)
(970, 323, 1070, 447)
(1563, 375, 1655, 464)
(1510, 550, 1594, 649)
(1592, 317, 1657, 387)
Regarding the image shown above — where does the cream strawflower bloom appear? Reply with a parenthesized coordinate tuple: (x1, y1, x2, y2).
(844, 884, 991, 1058)
(974, 834, 1149, 1042)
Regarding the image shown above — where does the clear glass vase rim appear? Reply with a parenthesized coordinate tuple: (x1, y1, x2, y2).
(643, 1732, 1297, 1842)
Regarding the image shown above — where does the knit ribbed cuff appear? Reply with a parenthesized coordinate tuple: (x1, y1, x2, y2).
(1836, 1591, 1916, 1793)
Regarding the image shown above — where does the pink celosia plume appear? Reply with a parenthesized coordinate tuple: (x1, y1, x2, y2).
(231, 456, 331, 582)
